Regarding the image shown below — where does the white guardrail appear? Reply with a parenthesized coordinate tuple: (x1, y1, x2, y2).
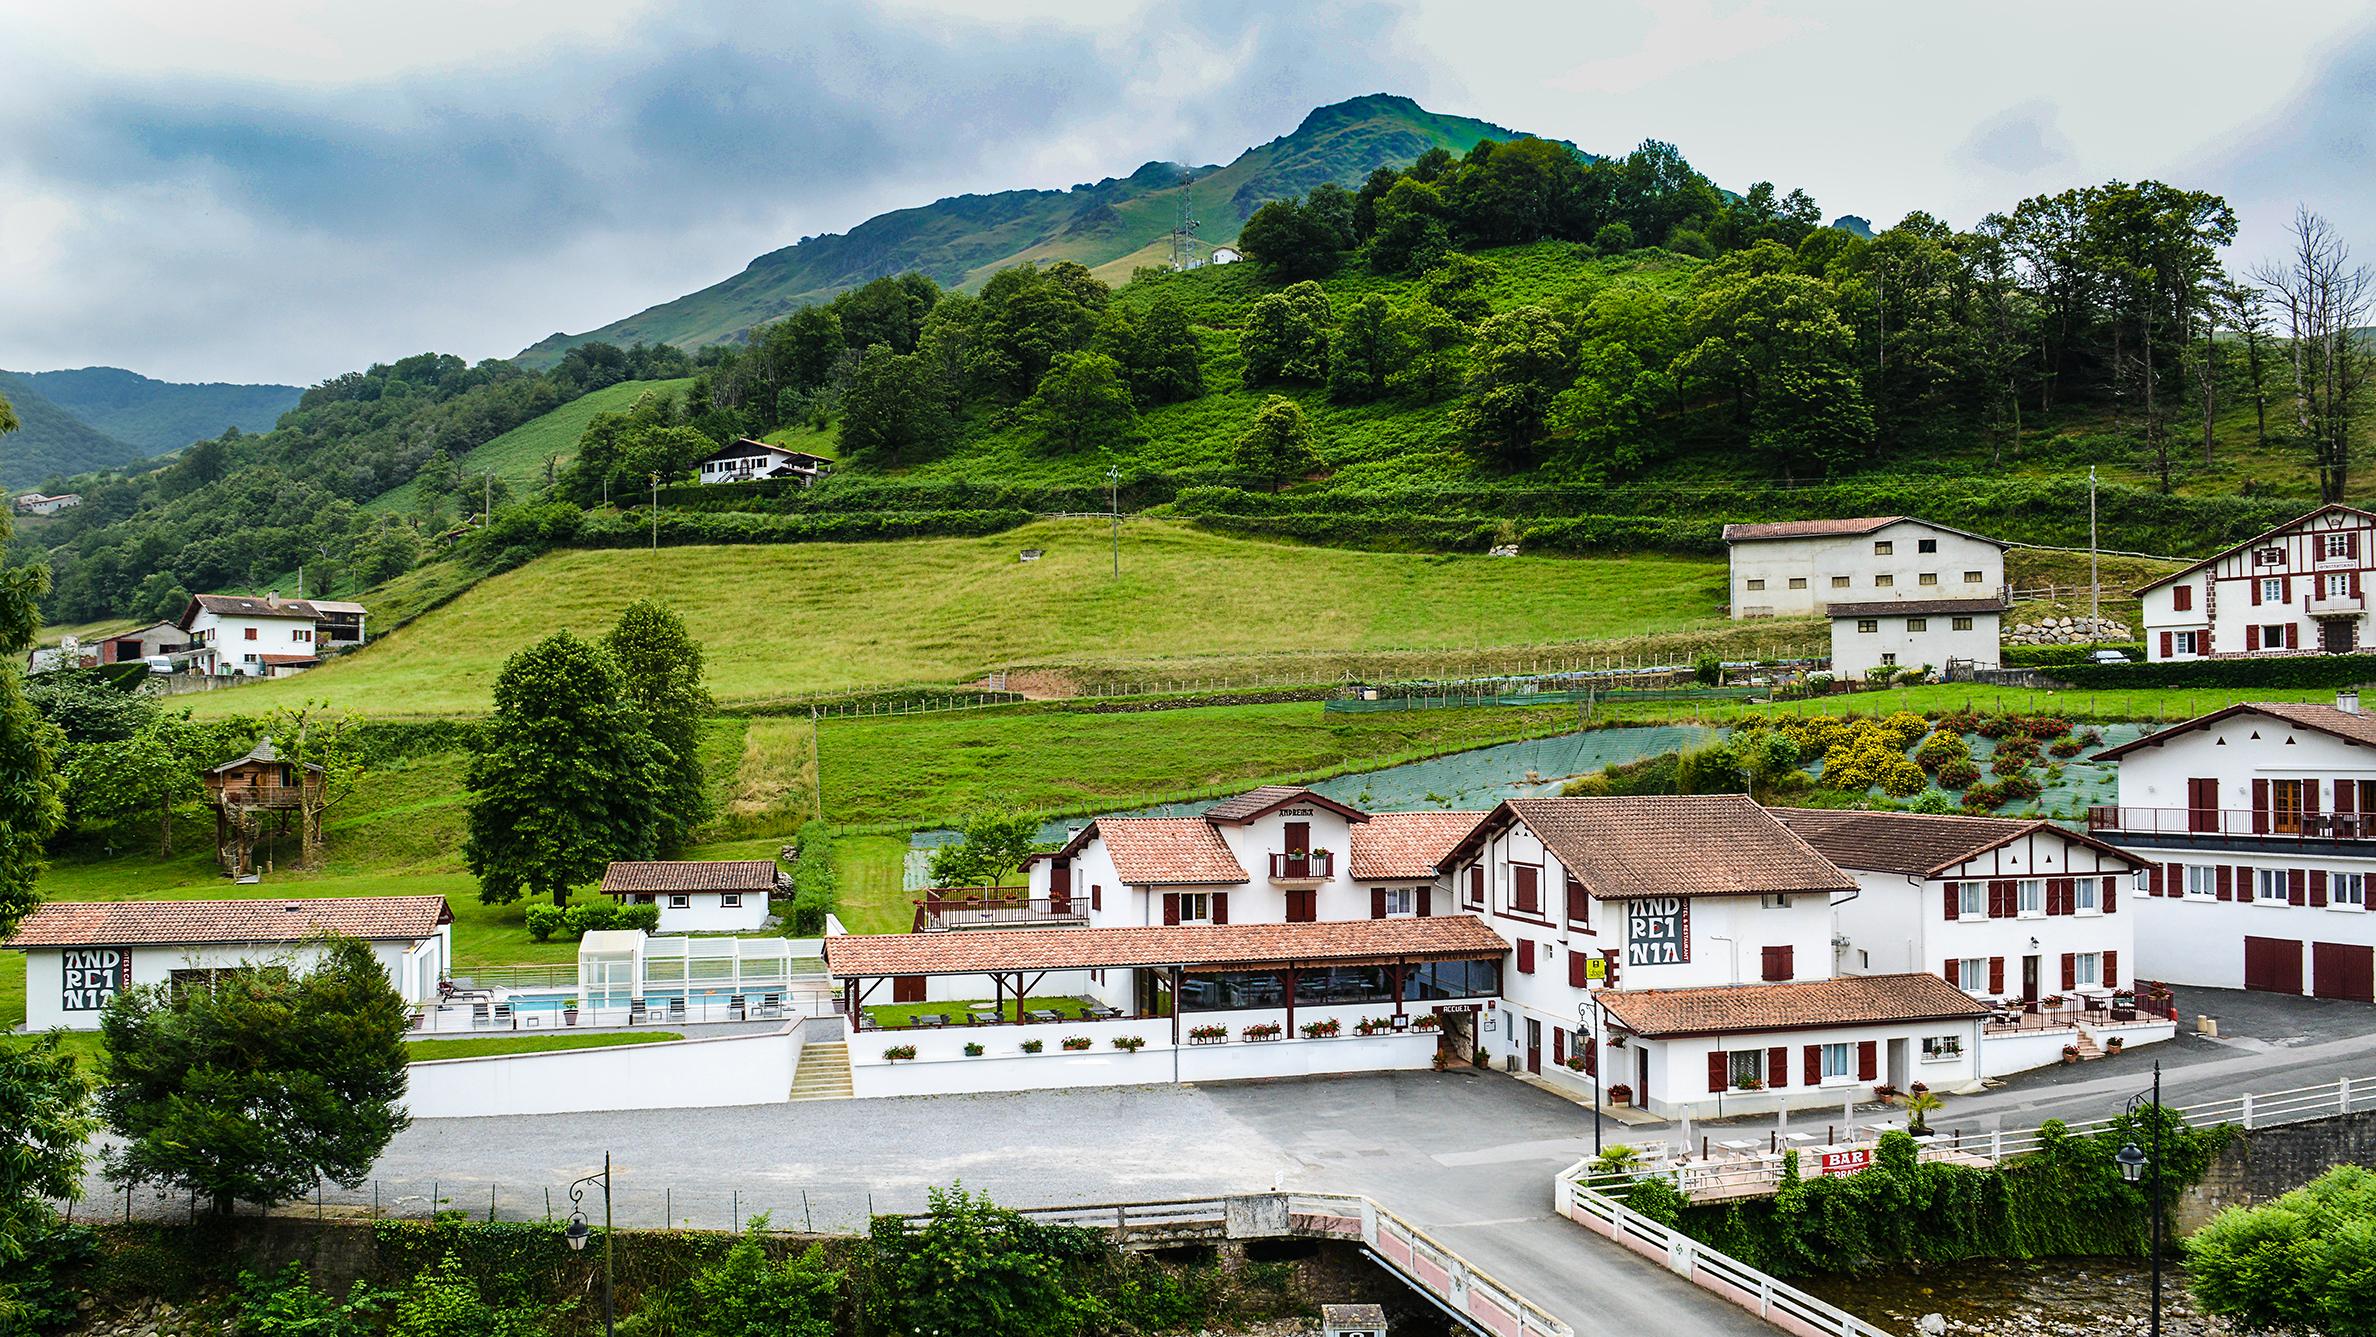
(1555, 1072, 2376, 1337)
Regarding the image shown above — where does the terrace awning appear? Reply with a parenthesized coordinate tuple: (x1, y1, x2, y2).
(825, 916, 1507, 979)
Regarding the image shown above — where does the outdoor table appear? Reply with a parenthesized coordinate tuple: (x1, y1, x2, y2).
(967, 1003, 998, 1022)
(1086, 1005, 1122, 1020)
(1784, 1132, 1820, 1144)
(919, 1013, 947, 1028)
(1026, 1008, 1059, 1024)
(1719, 1138, 1761, 1153)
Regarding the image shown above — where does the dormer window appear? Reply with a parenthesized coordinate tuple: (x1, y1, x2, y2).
(2255, 547, 2285, 566)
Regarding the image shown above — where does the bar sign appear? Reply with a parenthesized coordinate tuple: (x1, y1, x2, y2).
(60, 946, 133, 1010)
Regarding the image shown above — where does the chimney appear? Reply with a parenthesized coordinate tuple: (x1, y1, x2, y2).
(265, 589, 279, 608)
(2341, 689, 2362, 716)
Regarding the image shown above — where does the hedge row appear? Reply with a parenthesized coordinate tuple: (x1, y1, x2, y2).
(790, 818, 838, 935)
(2000, 642, 2147, 668)
(2047, 653, 2376, 690)
(1181, 509, 1720, 555)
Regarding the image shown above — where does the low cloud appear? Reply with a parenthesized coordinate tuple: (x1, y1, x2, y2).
(1953, 100, 2077, 178)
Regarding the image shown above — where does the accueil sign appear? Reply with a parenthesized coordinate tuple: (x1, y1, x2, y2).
(60, 946, 133, 1010)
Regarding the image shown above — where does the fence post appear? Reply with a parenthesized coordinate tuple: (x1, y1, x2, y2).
(2343, 1075, 2354, 1115)
(2242, 1093, 2255, 1130)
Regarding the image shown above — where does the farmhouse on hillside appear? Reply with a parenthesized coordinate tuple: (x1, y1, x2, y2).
(2136, 503, 2373, 661)
(1722, 516, 2009, 678)
(2091, 693, 2376, 1003)
(14, 492, 82, 516)
(177, 592, 368, 677)
(4, 895, 453, 1030)
(600, 860, 781, 932)
(695, 438, 834, 487)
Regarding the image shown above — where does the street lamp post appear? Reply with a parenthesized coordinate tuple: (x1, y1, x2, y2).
(564, 1154, 615, 1337)
(2117, 1061, 2165, 1337)
(1577, 998, 1601, 1155)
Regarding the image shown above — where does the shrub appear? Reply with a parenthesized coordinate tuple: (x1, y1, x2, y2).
(790, 819, 838, 935)
(1061, 1036, 1093, 1051)
(883, 1044, 917, 1062)
(613, 902, 661, 933)
(1936, 758, 1981, 788)
(1999, 772, 2043, 800)
(1913, 729, 1969, 773)
(523, 904, 564, 942)
(1877, 757, 1926, 798)
(963, 1042, 984, 1057)
(1020, 1039, 1044, 1054)
(561, 900, 620, 938)
(1990, 751, 2032, 778)
(2048, 735, 2083, 759)
(1961, 780, 2009, 810)
(1909, 788, 1956, 814)
(1111, 1035, 1147, 1052)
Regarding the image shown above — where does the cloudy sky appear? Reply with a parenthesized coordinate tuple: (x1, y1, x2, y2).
(6, 0, 2375, 385)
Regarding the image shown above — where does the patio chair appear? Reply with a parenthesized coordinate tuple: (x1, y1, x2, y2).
(757, 993, 782, 1018)
(471, 1001, 491, 1028)
(629, 1001, 649, 1025)
(491, 1003, 513, 1029)
(666, 997, 687, 1023)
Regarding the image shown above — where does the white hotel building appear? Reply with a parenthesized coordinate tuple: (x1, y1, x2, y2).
(2137, 504, 2375, 660)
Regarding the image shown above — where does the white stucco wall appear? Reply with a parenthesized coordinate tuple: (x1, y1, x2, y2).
(1619, 1017, 1984, 1119)
(2125, 866, 2376, 994)
(1828, 610, 2000, 678)
(187, 610, 320, 676)
(404, 1023, 804, 1117)
(2139, 508, 2373, 660)
(1829, 832, 2136, 998)
(1728, 522, 2004, 620)
(20, 929, 446, 1031)
(634, 892, 770, 933)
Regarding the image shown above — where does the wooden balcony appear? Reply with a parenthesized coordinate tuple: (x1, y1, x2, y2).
(2090, 804, 2376, 842)
(912, 892, 1090, 932)
(1268, 852, 1333, 885)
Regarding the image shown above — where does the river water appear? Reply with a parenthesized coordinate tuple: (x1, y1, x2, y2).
(1799, 1258, 2227, 1336)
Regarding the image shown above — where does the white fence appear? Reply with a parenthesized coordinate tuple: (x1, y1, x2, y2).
(404, 1022, 809, 1118)
(1992, 1071, 2375, 1159)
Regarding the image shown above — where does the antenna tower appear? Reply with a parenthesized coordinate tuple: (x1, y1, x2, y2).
(1169, 172, 1202, 270)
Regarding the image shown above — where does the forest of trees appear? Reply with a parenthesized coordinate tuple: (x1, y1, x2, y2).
(13, 133, 2372, 627)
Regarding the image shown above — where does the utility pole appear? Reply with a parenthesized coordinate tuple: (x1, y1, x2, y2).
(2090, 465, 2101, 634)
(1107, 465, 1121, 580)
(650, 473, 660, 553)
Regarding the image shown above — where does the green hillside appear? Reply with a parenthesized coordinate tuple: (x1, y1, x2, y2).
(364, 376, 694, 514)
(517, 94, 1531, 364)
(0, 372, 147, 487)
(11, 366, 298, 455)
(191, 517, 1734, 717)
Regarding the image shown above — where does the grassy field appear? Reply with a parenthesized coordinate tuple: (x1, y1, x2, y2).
(189, 518, 1732, 717)
(364, 377, 695, 516)
(406, 1031, 682, 1061)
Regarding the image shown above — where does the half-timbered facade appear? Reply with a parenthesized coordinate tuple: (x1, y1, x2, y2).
(2138, 504, 2376, 661)
(2091, 697, 2376, 1002)
(1775, 809, 2142, 1004)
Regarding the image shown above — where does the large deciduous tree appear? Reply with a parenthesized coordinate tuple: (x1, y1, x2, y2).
(839, 344, 955, 467)
(465, 631, 667, 906)
(604, 599, 711, 853)
(1237, 197, 1346, 283)
(263, 703, 363, 868)
(0, 1034, 95, 1329)
(99, 935, 410, 1217)
(925, 804, 1050, 893)
(1019, 352, 1138, 455)
(1232, 396, 1321, 493)
(1455, 305, 1575, 467)
(1326, 296, 1399, 404)
(0, 391, 64, 939)
(1238, 282, 1333, 386)
(2254, 207, 2374, 502)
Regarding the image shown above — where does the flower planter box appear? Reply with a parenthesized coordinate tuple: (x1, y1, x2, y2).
(882, 1044, 918, 1063)
(1060, 1037, 1094, 1052)
(1020, 1040, 1044, 1054)
(1242, 1024, 1283, 1043)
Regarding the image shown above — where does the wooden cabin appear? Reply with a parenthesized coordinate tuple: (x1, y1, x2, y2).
(204, 737, 325, 877)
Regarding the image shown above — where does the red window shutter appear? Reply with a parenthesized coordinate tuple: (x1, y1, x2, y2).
(1553, 1028, 1566, 1065)
(2104, 950, 2118, 989)
(2352, 533, 2362, 559)
(1767, 1046, 1788, 1089)
(1804, 1045, 1822, 1086)
(2172, 586, 2189, 612)
(1568, 950, 1589, 988)
(1566, 874, 1588, 927)
(2160, 631, 2174, 658)
(1371, 888, 1387, 919)
(1517, 938, 1535, 974)
(1777, 945, 1794, 980)
(2061, 952, 2077, 990)
(1092, 883, 1102, 911)
(2046, 879, 2066, 916)
(2247, 625, 2260, 651)
(2313, 870, 2329, 908)
(2217, 865, 2234, 901)
(1857, 1041, 1878, 1081)
(2307, 780, 2323, 820)
(2148, 864, 2164, 897)
(2103, 876, 2117, 914)
(2289, 869, 2307, 906)
(1467, 866, 1484, 907)
(1709, 1050, 1729, 1093)
(2251, 580, 2263, 606)
(1162, 893, 1180, 926)
(2340, 781, 2359, 816)
(1415, 888, 1431, 918)
(2356, 571, 2365, 598)
(2289, 624, 2301, 649)
(2253, 779, 2270, 833)
(1760, 946, 1783, 981)
(1514, 865, 1540, 915)
(2285, 575, 2295, 602)
(2166, 861, 2183, 896)
(1944, 958, 1959, 988)
(1989, 957, 2005, 993)
(1943, 883, 1959, 920)
(1212, 892, 1228, 925)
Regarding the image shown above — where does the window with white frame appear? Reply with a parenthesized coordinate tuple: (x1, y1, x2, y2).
(1964, 570, 1984, 583)
(2256, 869, 2287, 903)
(1956, 957, 1988, 992)
(1919, 572, 1939, 586)
(1832, 575, 1852, 588)
(1907, 617, 1928, 632)
(1746, 578, 1766, 591)
(1857, 619, 1879, 633)
(2186, 865, 2217, 899)
(2075, 879, 2098, 912)
(2255, 547, 2284, 566)
(1730, 1049, 1764, 1088)
(2326, 573, 2353, 598)
(1957, 882, 1984, 917)
(2262, 577, 2284, 603)
(1874, 540, 1894, 555)
(2018, 879, 2044, 915)
(1788, 577, 1807, 590)
(1880, 653, 1898, 666)
(2325, 533, 2352, 559)
(1921, 1034, 1963, 1060)
(1918, 538, 1938, 553)
(1875, 574, 1895, 587)
(1820, 1042, 1855, 1080)
(1380, 888, 1416, 916)
(2333, 872, 2367, 909)
(1178, 892, 1214, 923)
(2073, 952, 2101, 986)
(668, 894, 690, 909)
(1952, 616, 1974, 631)
(721, 893, 741, 909)
(1760, 893, 1793, 909)
(2173, 630, 2202, 655)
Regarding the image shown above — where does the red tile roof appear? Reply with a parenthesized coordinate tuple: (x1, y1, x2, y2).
(1824, 596, 2009, 618)
(1722, 516, 1905, 541)
(5, 896, 453, 949)
(2130, 504, 2376, 593)
(1081, 817, 1249, 886)
(1771, 808, 2140, 878)
(826, 914, 1508, 977)
(1348, 811, 1486, 880)
(2091, 701, 2376, 760)
(601, 860, 779, 894)
(256, 654, 319, 666)
(1202, 786, 1368, 825)
(1454, 796, 1854, 900)
(1596, 972, 1987, 1038)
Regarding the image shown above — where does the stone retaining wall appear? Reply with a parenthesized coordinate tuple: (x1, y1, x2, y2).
(2173, 1109, 2376, 1233)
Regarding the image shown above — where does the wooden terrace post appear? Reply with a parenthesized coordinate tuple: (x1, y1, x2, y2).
(1283, 965, 1297, 1037)
(1170, 966, 1183, 1047)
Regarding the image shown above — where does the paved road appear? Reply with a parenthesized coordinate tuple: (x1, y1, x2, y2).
(249, 1070, 1769, 1337)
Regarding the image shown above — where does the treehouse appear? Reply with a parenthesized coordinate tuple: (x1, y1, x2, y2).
(203, 737, 326, 877)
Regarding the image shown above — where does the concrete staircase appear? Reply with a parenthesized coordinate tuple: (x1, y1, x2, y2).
(787, 1042, 853, 1102)
(2072, 1030, 2105, 1062)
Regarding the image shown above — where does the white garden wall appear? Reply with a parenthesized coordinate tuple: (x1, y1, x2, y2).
(404, 1022, 804, 1118)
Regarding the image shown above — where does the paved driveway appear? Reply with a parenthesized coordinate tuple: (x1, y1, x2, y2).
(294, 1069, 1768, 1336)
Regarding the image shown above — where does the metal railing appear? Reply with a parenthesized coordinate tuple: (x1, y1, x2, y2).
(1557, 1171, 1893, 1337)
(912, 894, 1089, 932)
(1268, 851, 1334, 879)
(412, 991, 840, 1034)
(2088, 804, 2376, 841)
(1992, 1071, 2373, 1159)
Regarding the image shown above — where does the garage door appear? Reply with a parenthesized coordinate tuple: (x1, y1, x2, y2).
(2313, 942, 2375, 1003)
(2244, 936, 2305, 994)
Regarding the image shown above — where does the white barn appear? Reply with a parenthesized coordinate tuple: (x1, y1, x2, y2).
(1721, 516, 2007, 621)
(6, 896, 452, 1030)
